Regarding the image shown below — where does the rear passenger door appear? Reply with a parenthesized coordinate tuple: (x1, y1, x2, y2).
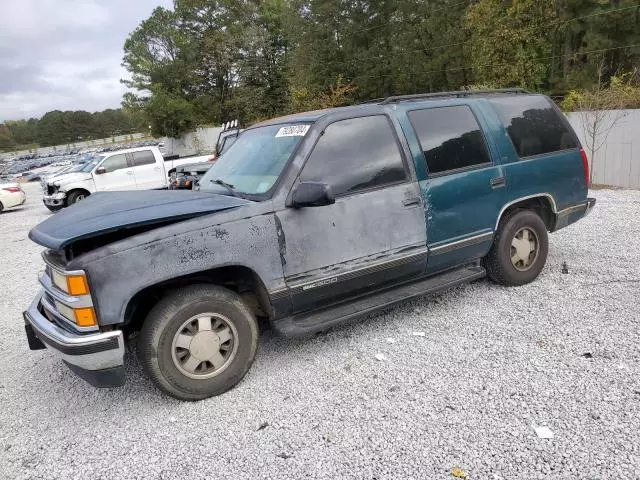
(277, 114, 427, 313)
(407, 105, 505, 273)
(129, 149, 163, 190)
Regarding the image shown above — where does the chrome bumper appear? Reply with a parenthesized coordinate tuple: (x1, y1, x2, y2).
(23, 291, 125, 387)
(43, 192, 66, 207)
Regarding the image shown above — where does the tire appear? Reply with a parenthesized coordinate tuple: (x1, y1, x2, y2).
(138, 284, 259, 401)
(485, 209, 549, 286)
(67, 190, 88, 205)
(0, 201, 3, 213)
(45, 204, 63, 213)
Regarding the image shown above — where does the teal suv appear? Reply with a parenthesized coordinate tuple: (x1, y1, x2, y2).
(24, 89, 595, 400)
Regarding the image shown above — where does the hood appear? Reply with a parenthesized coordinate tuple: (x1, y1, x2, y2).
(29, 190, 251, 250)
(47, 172, 92, 185)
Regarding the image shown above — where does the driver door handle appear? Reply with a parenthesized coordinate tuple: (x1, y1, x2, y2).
(126, 170, 134, 175)
(490, 176, 506, 189)
(403, 197, 422, 207)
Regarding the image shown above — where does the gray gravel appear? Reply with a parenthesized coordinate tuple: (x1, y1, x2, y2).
(1, 183, 639, 479)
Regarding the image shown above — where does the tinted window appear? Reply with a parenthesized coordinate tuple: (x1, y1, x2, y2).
(299, 115, 406, 196)
(100, 154, 128, 173)
(132, 150, 156, 166)
(408, 106, 491, 175)
(490, 95, 578, 157)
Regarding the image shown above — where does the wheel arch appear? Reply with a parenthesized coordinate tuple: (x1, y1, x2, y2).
(121, 264, 274, 334)
(65, 188, 92, 204)
(495, 194, 557, 231)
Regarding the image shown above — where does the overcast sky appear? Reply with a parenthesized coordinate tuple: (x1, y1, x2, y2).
(0, 0, 173, 121)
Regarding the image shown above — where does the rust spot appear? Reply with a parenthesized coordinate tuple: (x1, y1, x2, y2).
(274, 214, 286, 266)
(214, 228, 229, 239)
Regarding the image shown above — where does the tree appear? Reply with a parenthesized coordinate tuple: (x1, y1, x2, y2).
(466, 0, 558, 89)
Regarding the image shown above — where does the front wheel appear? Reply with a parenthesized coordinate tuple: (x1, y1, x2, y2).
(485, 210, 549, 286)
(67, 190, 88, 205)
(45, 204, 63, 213)
(138, 285, 259, 401)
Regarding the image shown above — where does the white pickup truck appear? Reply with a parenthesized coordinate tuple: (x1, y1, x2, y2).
(42, 146, 210, 211)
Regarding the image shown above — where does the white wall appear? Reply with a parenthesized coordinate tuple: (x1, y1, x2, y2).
(161, 127, 222, 157)
(566, 109, 640, 188)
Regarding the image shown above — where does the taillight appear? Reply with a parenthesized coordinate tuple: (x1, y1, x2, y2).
(2, 187, 21, 193)
(580, 148, 590, 187)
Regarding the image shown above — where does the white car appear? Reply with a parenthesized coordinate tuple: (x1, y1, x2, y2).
(0, 183, 26, 212)
(41, 146, 212, 212)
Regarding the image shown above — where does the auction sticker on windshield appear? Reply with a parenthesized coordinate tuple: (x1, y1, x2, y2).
(275, 125, 310, 137)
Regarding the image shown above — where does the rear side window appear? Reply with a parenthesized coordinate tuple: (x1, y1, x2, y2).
(300, 115, 407, 196)
(132, 150, 156, 166)
(489, 95, 578, 157)
(408, 105, 491, 175)
(100, 154, 128, 173)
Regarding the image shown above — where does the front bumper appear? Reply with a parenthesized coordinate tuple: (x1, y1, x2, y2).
(23, 292, 125, 387)
(43, 192, 66, 207)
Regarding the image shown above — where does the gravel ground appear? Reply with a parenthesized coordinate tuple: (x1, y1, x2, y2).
(1, 182, 639, 480)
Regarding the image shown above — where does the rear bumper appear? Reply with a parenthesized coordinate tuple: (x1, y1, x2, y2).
(23, 292, 125, 387)
(2, 191, 26, 208)
(43, 192, 66, 207)
(553, 197, 596, 231)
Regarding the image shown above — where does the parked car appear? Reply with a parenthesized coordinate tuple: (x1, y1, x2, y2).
(23, 89, 595, 400)
(0, 183, 26, 212)
(168, 162, 213, 190)
(40, 146, 211, 212)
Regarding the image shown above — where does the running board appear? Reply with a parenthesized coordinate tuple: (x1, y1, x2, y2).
(273, 263, 486, 337)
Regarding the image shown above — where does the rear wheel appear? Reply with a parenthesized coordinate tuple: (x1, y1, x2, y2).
(67, 190, 88, 205)
(0, 201, 4, 213)
(138, 285, 259, 401)
(485, 209, 549, 286)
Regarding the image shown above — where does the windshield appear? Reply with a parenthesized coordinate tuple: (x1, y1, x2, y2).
(67, 155, 104, 173)
(218, 134, 238, 156)
(200, 123, 309, 196)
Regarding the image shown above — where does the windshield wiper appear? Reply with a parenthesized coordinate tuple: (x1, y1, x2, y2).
(210, 178, 247, 199)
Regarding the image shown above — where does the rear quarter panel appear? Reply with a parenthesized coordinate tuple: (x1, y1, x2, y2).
(479, 99, 588, 213)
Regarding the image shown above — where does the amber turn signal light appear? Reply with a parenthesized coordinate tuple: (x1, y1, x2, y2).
(74, 307, 97, 327)
(67, 275, 89, 296)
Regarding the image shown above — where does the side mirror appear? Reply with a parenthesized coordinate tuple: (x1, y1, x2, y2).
(95, 166, 106, 175)
(287, 182, 335, 208)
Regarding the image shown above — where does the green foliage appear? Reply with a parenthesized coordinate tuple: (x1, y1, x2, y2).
(6, 0, 640, 149)
(144, 87, 196, 138)
(0, 109, 145, 152)
(561, 69, 640, 111)
(465, 0, 557, 89)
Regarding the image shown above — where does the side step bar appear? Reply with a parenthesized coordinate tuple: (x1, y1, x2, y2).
(273, 263, 486, 337)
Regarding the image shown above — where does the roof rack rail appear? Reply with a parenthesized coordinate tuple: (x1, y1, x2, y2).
(379, 88, 530, 105)
(359, 97, 387, 105)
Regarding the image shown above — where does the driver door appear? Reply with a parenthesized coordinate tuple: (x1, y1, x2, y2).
(92, 153, 136, 191)
(276, 115, 428, 313)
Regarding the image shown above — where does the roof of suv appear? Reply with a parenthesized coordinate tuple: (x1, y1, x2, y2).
(254, 89, 535, 128)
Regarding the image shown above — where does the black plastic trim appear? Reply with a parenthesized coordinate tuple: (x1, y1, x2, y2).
(64, 362, 125, 388)
(274, 263, 485, 336)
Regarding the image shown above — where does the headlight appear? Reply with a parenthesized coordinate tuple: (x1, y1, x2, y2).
(50, 268, 90, 296)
